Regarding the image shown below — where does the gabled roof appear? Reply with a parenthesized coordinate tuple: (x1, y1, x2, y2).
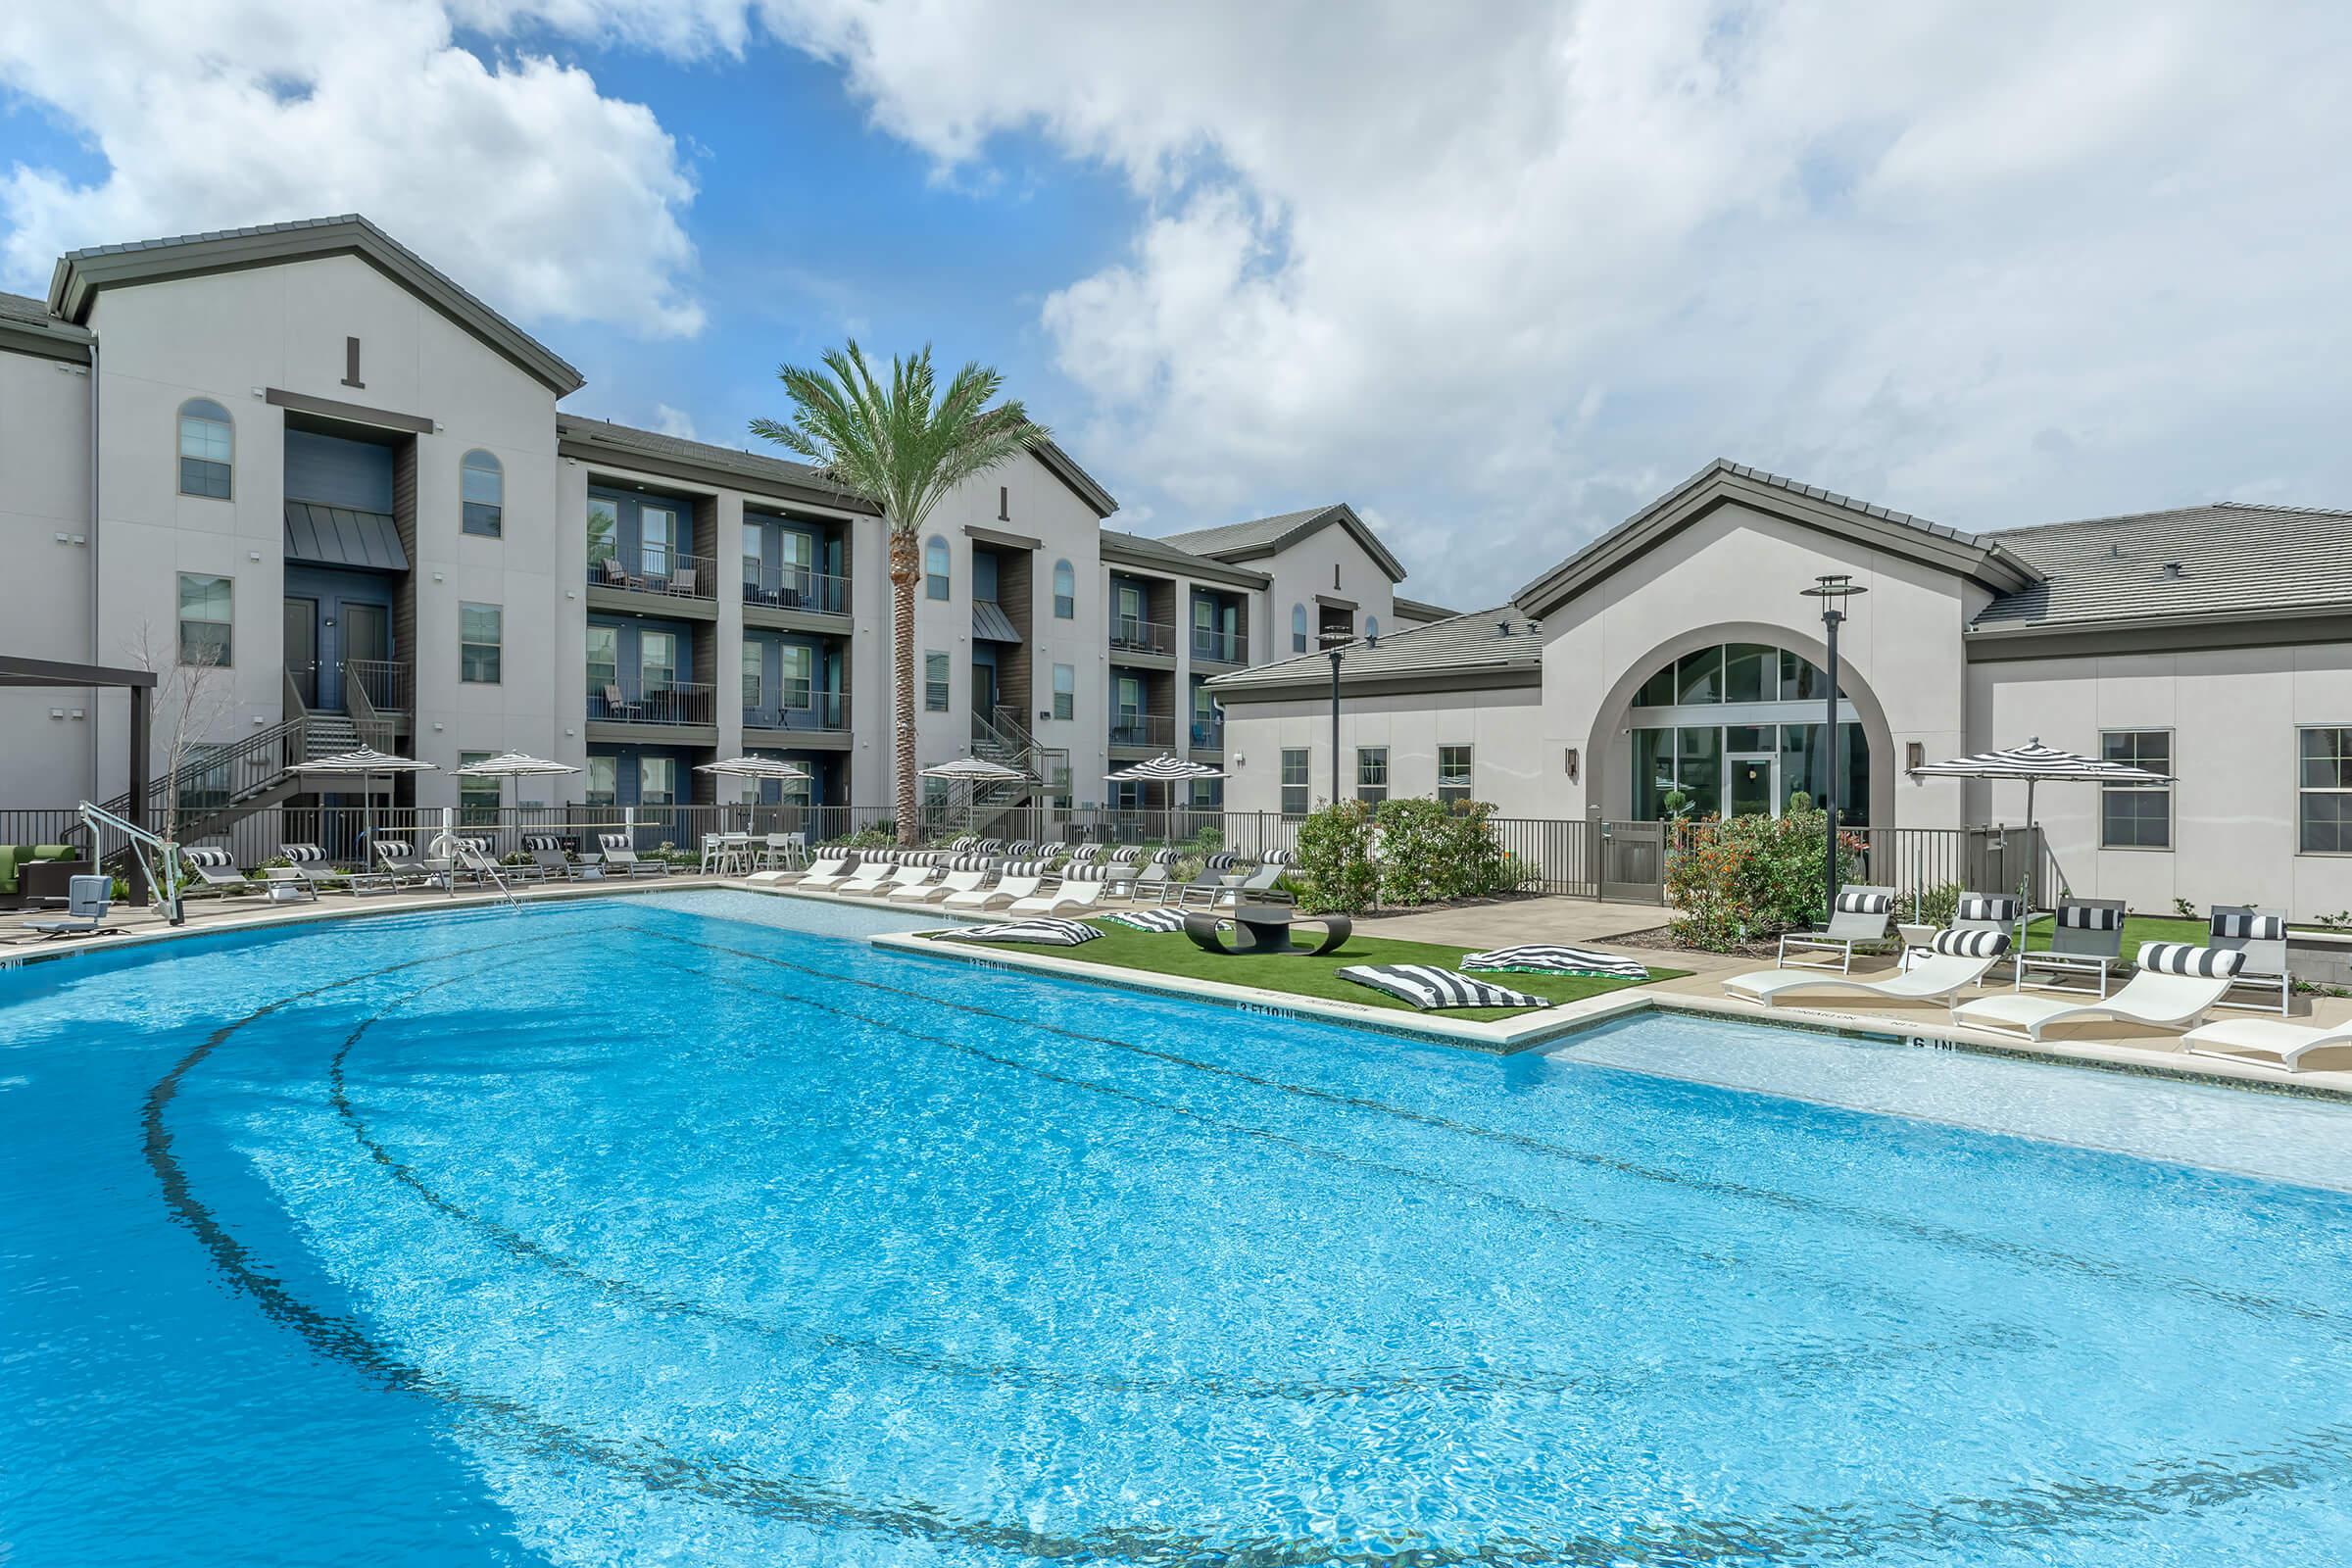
(1514, 459, 2042, 617)
(556, 415, 877, 513)
(1205, 608, 1544, 702)
(1096, 529, 1270, 589)
(0, 287, 91, 363)
(1972, 502, 2352, 636)
(1390, 595, 1457, 623)
(1029, 438, 1117, 517)
(48, 215, 583, 395)
(1162, 502, 1407, 583)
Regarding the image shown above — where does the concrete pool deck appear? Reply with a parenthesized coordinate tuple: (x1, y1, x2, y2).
(10, 879, 2352, 1100)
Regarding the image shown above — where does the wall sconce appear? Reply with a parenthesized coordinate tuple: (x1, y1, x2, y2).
(1906, 741, 1925, 772)
(1563, 747, 1580, 783)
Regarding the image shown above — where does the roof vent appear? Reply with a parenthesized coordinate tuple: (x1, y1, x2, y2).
(1496, 619, 1513, 637)
(2163, 561, 2183, 578)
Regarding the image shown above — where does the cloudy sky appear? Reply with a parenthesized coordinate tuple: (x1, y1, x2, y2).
(4, 1, 2347, 610)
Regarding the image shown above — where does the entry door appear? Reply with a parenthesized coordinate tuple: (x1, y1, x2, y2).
(970, 662, 998, 723)
(342, 603, 389, 711)
(1728, 753, 1778, 817)
(283, 597, 319, 709)
(1599, 821, 1664, 903)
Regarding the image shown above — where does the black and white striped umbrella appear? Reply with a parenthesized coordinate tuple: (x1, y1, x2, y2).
(455, 751, 579, 779)
(1104, 754, 1225, 782)
(1906, 739, 2172, 785)
(921, 757, 1032, 782)
(697, 756, 813, 781)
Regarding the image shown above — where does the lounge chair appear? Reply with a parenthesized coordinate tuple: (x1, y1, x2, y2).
(1010, 863, 1106, 916)
(864, 857, 942, 900)
(1213, 848, 1295, 906)
(1119, 849, 1180, 904)
(373, 839, 454, 891)
(596, 832, 668, 878)
(449, 836, 522, 886)
(278, 843, 348, 891)
(522, 835, 578, 879)
(1726, 929, 2014, 1013)
(945, 859, 1047, 912)
(15, 875, 123, 941)
(1946, 891, 2023, 983)
(1776, 884, 1895, 972)
(795, 850, 861, 892)
(2207, 906, 2290, 1015)
(2014, 897, 2127, 997)
(895, 853, 988, 904)
(1952, 942, 2245, 1042)
(1172, 851, 1245, 907)
(834, 853, 903, 897)
(2181, 1016, 2352, 1074)
(180, 846, 256, 896)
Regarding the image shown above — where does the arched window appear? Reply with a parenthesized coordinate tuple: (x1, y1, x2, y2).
(1364, 614, 1380, 643)
(1053, 559, 1076, 618)
(176, 398, 233, 499)
(1625, 641, 1867, 824)
(1291, 603, 1308, 654)
(461, 450, 504, 537)
(925, 535, 951, 601)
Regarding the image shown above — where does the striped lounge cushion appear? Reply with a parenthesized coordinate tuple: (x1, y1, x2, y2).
(1066, 844, 1103, 862)
(2211, 910, 2286, 943)
(1338, 964, 1547, 1011)
(283, 843, 329, 863)
(1460, 944, 1648, 981)
(1954, 894, 2020, 923)
(598, 833, 632, 854)
(1835, 891, 1892, 915)
(1202, 851, 1242, 870)
(2135, 942, 2245, 978)
(521, 835, 564, 852)
(1102, 907, 1187, 932)
(1931, 928, 2011, 958)
(1056, 862, 1108, 882)
(1260, 848, 1297, 867)
(1005, 841, 1038, 857)
(941, 917, 1102, 947)
(2056, 904, 2124, 931)
(184, 846, 235, 868)
(947, 835, 978, 851)
(1147, 848, 1180, 865)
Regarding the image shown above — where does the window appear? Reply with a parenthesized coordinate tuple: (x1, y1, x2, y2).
(176, 398, 233, 499)
(458, 751, 501, 824)
(1053, 560, 1076, 619)
(1053, 663, 1075, 722)
(2300, 728, 2352, 854)
(778, 644, 813, 708)
(1280, 748, 1311, 817)
(1365, 614, 1379, 642)
(2100, 730, 2172, 850)
(640, 756, 676, 807)
(1438, 744, 1473, 805)
(640, 504, 680, 579)
(924, 651, 950, 710)
(1356, 746, 1390, 805)
(461, 450, 503, 537)
(639, 630, 677, 692)
(741, 526, 763, 592)
(742, 643, 764, 710)
(586, 624, 617, 695)
(925, 536, 950, 600)
(175, 572, 233, 665)
(586, 755, 618, 808)
(586, 497, 619, 567)
(1292, 603, 1309, 654)
(459, 603, 502, 683)
(778, 529, 813, 592)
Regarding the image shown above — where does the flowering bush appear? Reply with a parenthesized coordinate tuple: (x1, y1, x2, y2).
(1665, 797, 1866, 951)
(1372, 797, 1511, 905)
(1294, 799, 1378, 913)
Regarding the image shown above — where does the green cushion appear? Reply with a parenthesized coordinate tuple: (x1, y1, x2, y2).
(0, 846, 18, 896)
(28, 845, 74, 861)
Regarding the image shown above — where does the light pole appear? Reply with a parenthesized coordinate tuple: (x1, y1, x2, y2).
(1799, 573, 1865, 921)
(1320, 626, 1377, 807)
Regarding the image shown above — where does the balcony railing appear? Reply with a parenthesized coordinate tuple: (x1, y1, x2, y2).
(1189, 717, 1225, 751)
(744, 690, 849, 733)
(1109, 617, 1174, 658)
(1109, 713, 1176, 748)
(1190, 627, 1246, 664)
(743, 564, 852, 616)
(343, 659, 411, 713)
(590, 550, 717, 601)
(589, 678, 716, 726)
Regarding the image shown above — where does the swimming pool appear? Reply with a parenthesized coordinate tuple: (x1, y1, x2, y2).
(5, 889, 2351, 1565)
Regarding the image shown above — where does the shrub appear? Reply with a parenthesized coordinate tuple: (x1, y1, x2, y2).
(1916, 880, 1961, 929)
(1372, 797, 1512, 906)
(1294, 799, 1378, 914)
(1665, 802, 1865, 952)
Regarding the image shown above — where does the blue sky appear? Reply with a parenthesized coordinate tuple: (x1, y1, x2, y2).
(5, 2, 2350, 611)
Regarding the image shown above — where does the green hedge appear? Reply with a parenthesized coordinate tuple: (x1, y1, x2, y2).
(1663, 796, 1864, 952)
(1289, 796, 1516, 915)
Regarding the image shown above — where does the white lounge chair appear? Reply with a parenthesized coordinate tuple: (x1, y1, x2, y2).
(2207, 905, 2290, 1015)
(1953, 942, 2245, 1042)
(895, 853, 987, 903)
(2181, 1016, 2352, 1074)
(791, 848, 858, 889)
(1010, 864, 1106, 916)
(1776, 885, 1896, 972)
(1726, 929, 2014, 1013)
(949, 860, 1048, 912)
(862, 858, 941, 900)
(832, 854, 899, 897)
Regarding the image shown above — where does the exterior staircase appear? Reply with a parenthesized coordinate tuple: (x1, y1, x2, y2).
(98, 713, 312, 856)
(969, 706, 1067, 838)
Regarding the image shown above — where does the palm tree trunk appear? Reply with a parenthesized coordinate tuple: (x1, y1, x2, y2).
(890, 525, 920, 846)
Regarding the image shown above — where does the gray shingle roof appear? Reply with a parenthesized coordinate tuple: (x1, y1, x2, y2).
(555, 415, 875, 511)
(1161, 501, 1407, 583)
(1973, 503, 2352, 632)
(0, 290, 51, 324)
(1205, 607, 1543, 696)
(1096, 528, 1270, 587)
(1390, 595, 1457, 623)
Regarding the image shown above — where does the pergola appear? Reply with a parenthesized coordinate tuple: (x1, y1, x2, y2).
(0, 656, 156, 827)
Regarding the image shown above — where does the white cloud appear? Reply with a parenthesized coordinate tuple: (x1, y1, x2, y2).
(0, 1, 705, 336)
(752, 0, 2352, 610)
(650, 402, 699, 439)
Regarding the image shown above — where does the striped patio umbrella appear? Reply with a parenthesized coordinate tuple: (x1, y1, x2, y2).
(296, 746, 439, 858)
(696, 756, 814, 781)
(1104, 754, 1225, 782)
(922, 756, 1031, 834)
(1908, 737, 2172, 913)
(454, 751, 580, 815)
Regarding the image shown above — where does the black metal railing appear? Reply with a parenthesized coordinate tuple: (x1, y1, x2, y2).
(742, 564, 851, 615)
(744, 690, 849, 732)
(588, 679, 716, 727)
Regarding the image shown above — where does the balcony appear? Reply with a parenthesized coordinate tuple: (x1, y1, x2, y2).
(589, 678, 716, 727)
(744, 689, 850, 734)
(742, 564, 851, 617)
(1109, 616, 1174, 658)
(590, 550, 717, 601)
(1189, 717, 1225, 752)
(1191, 627, 1246, 665)
(1109, 712, 1176, 749)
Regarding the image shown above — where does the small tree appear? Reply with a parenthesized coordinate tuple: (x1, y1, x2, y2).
(127, 624, 229, 853)
(1294, 799, 1378, 914)
(1665, 796, 1866, 952)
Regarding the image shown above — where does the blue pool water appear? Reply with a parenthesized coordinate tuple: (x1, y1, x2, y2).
(6, 889, 2352, 1566)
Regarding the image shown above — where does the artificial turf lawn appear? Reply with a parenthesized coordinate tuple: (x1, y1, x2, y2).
(1032, 921, 1682, 1023)
(2018, 913, 2209, 954)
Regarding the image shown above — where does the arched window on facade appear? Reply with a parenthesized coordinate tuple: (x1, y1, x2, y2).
(461, 450, 504, 537)
(1625, 641, 1867, 823)
(1365, 614, 1380, 642)
(1291, 602, 1308, 654)
(1053, 559, 1075, 618)
(177, 398, 234, 499)
(925, 535, 951, 600)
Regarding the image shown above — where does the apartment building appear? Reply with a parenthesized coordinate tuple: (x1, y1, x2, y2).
(0, 216, 1430, 833)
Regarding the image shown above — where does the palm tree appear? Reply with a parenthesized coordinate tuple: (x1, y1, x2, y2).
(752, 343, 1047, 844)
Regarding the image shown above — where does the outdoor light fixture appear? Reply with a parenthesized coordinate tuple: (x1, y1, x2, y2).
(1563, 747, 1580, 783)
(1799, 572, 1866, 919)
